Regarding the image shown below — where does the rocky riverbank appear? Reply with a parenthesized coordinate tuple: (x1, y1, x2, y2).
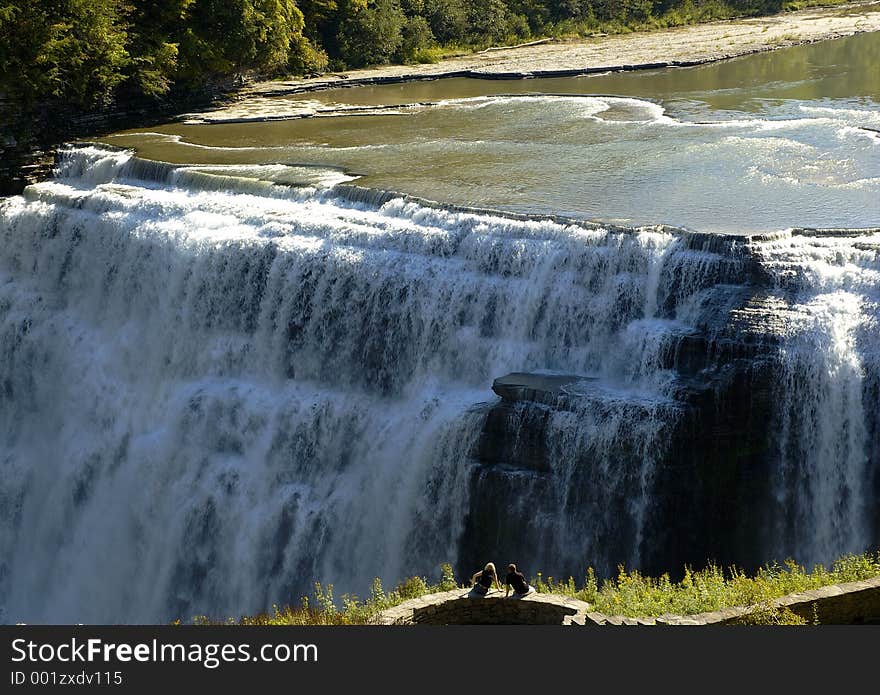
(0, 82, 238, 196)
(3, 3, 878, 189)
(186, 2, 880, 123)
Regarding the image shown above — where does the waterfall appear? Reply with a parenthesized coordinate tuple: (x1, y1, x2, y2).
(0, 145, 877, 622)
(755, 234, 879, 566)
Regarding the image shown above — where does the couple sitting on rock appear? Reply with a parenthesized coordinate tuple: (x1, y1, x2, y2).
(470, 562, 535, 598)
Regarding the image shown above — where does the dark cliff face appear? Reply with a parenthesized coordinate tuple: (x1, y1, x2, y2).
(0, 83, 236, 196)
(456, 234, 800, 581)
(865, 368, 880, 547)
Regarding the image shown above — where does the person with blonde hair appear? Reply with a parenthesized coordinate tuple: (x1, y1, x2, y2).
(470, 562, 501, 596)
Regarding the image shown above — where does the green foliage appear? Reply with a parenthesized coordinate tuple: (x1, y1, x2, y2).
(179, 0, 305, 78)
(400, 0, 427, 15)
(731, 603, 808, 625)
(187, 550, 880, 626)
(424, 0, 469, 43)
(1, 0, 313, 110)
(782, 0, 850, 9)
(44, 0, 130, 107)
(467, 0, 514, 44)
(188, 563, 464, 625)
(1, 0, 129, 108)
(398, 15, 435, 63)
(336, 0, 406, 67)
(124, 1, 190, 97)
(439, 562, 458, 591)
(536, 551, 880, 618)
(287, 34, 330, 74)
(0, 0, 854, 118)
(129, 41, 179, 98)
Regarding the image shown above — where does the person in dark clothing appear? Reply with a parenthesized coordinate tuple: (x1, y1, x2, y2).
(470, 562, 501, 596)
(504, 563, 535, 598)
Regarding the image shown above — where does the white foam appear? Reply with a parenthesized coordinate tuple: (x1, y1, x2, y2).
(1, 145, 877, 621)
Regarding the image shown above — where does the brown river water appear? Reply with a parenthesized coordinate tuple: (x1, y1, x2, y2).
(103, 32, 880, 232)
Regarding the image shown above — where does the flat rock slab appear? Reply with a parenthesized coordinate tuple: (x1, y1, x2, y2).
(492, 372, 594, 404)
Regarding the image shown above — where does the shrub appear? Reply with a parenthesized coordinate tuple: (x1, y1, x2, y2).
(395, 575, 429, 599)
(187, 551, 880, 625)
(732, 603, 808, 625)
(396, 15, 435, 63)
(535, 551, 880, 619)
(288, 34, 330, 75)
(439, 563, 458, 591)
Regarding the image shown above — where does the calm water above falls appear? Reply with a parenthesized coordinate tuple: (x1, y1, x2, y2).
(107, 32, 880, 233)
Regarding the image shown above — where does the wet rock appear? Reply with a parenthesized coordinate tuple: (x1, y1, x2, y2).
(492, 372, 595, 405)
(458, 243, 791, 580)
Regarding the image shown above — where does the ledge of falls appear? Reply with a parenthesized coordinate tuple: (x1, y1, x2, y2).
(462, 269, 798, 579)
(492, 372, 596, 406)
(1, 145, 878, 623)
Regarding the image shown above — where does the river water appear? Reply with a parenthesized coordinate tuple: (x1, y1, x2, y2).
(106, 32, 880, 232)
(0, 34, 878, 623)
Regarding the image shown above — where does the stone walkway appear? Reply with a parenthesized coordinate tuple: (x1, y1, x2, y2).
(376, 576, 880, 625)
(377, 589, 595, 625)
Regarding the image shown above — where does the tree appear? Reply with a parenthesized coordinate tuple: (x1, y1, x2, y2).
(288, 34, 330, 74)
(467, 0, 513, 44)
(297, 0, 338, 38)
(178, 0, 305, 78)
(507, 0, 551, 33)
(0, 0, 129, 109)
(336, 0, 406, 67)
(424, 0, 468, 44)
(397, 15, 434, 62)
(124, 1, 194, 97)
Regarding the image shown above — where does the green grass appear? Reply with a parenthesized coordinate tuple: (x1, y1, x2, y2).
(782, 0, 853, 10)
(536, 551, 880, 618)
(406, 46, 447, 65)
(186, 563, 459, 626)
(184, 550, 880, 625)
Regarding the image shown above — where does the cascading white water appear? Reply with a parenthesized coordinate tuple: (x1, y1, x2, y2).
(0, 146, 692, 623)
(754, 234, 880, 566)
(0, 145, 876, 623)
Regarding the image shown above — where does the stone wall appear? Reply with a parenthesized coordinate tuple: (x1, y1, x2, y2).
(674, 576, 880, 626)
(377, 576, 880, 625)
(377, 589, 594, 625)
